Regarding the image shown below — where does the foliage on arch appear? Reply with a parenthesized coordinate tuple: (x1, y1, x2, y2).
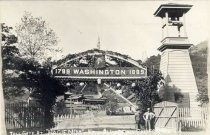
(54, 49, 143, 68)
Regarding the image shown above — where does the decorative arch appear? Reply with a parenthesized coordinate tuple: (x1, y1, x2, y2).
(52, 49, 147, 80)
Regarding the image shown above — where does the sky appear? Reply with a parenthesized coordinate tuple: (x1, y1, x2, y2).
(0, 0, 209, 61)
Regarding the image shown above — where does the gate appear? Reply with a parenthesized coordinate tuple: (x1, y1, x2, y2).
(153, 101, 178, 130)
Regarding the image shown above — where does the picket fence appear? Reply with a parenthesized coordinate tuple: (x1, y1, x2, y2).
(54, 106, 209, 131)
(5, 102, 46, 130)
(54, 111, 96, 122)
(178, 107, 208, 129)
(53, 110, 134, 122)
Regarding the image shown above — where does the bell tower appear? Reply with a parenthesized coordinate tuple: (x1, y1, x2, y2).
(154, 3, 199, 108)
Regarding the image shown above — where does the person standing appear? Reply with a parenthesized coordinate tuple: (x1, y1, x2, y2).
(143, 108, 155, 131)
(135, 109, 141, 130)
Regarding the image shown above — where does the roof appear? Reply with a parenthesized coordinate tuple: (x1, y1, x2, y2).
(118, 103, 131, 107)
(71, 96, 85, 100)
(64, 91, 73, 95)
(66, 94, 84, 100)
(83, 99, 106, 102)
(154, 3, 193, 17)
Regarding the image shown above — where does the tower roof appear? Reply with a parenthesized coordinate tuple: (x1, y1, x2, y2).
(154, 3, 193, 17)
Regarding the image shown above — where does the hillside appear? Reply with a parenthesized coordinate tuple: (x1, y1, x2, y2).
(189, 41, 208, 97)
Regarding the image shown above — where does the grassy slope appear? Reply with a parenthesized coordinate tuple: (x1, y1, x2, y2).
(189, 41, 208, 93)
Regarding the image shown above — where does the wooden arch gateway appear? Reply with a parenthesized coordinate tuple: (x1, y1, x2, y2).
(52, 49, 147, 80)
(51, 49, 148, 111)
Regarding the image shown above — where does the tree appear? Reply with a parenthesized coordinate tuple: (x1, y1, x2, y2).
(142, 54, 161, 75)
(1, 23, 25, 99)
(16, 12, 60, 62)
(132, 71, 163, 129)
(158, 83, 183, 103)
(103, 90, 120, 115)
(2, 23, 65, 128)
(1, 23, 19, 63)
(189, 41, 209, 105)
(197, 87, 209, 105)
(21, 63, 65, 128)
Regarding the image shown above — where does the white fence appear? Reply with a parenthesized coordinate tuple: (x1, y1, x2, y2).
(54, 111, 107, 121)
(178, 107, 208, 129)
(53, 106, 209, 131)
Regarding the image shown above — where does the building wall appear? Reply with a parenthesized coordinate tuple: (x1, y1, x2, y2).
(160, 49, 199, 108)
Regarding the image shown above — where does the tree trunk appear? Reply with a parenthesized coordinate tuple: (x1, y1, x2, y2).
(0, 23, 7, 135)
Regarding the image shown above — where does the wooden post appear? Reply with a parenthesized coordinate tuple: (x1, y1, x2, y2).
(70, 96, 72, 118)
(183, 13, 187, 37)
(161, 17, 164, 39)
(165, 12, 169, 37)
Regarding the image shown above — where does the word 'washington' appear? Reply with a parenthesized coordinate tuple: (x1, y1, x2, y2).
(53, 68, 145, 76)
